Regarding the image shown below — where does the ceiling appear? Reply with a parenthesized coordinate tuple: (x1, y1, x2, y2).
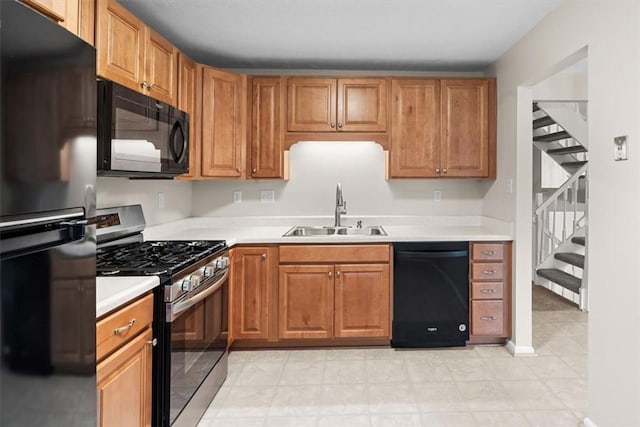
(120, 0, 565, 71)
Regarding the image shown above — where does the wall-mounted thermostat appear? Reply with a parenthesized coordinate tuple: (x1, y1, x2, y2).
(614, 135, 628, 161)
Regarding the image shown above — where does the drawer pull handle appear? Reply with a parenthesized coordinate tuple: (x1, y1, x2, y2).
(480, 289, 496, 294)
(480, 316, 497, 321)
(481, 250, 497, 255)
(114, 319, 136, 336)
(481, 270, 496, 275)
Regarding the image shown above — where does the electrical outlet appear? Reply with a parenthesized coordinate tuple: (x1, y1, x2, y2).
(614, 135, 628, 161)
(157, 192, 165, 209)
(232, 191, 242, 203)
(433, 190, 442, 202)
(260, 190, 275, 204)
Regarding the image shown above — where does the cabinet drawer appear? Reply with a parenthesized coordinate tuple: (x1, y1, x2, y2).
(471, 281, 504, 300)
(97, 293, 153, 362)
(471, 301, 504, 336)
(279, 244, 390, 263)
(471, 243, 504, 261)
(471, 262, 504, 281)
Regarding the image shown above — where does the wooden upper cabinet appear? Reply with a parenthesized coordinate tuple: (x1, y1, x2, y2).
(441, 79, 490, 177)
(389, 79, 440, 178)
(200, 66, 246, 178)
(287, 77, 386, 133)
(287, 78, 336, 132)
(338, 78, 387, 132)
(96, 0, 177, 106)
(144, 29, 178, 105)
(22, 0, 95, 45)
(177, 54, 199, 179)
(250, 77, 285, 178)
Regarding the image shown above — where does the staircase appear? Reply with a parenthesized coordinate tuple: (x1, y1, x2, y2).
(532, 102, 588, 310)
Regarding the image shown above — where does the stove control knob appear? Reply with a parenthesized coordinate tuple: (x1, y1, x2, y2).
(181, 278, 193, 292)
(202, 266, 214, 277)
(216, 256, 229, 269)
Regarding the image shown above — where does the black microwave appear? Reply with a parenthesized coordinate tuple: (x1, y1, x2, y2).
(97, 80, 189, 178)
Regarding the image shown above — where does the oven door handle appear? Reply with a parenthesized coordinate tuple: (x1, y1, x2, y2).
(169, 269, 229, 321)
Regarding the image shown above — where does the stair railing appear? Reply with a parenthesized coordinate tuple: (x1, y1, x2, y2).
(533, 163, 588, 268)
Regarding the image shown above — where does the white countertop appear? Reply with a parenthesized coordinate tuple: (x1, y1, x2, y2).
(96, 215, 512, 317)
(96, 276, 159, 318)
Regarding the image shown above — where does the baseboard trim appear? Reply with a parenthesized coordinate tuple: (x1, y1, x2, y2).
(583, 417, 597, 427)
(506, 339, 537, 357)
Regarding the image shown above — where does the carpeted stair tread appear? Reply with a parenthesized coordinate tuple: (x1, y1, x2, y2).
(571, 236, 586, 246)
(533, 116, 555, 129)
(554, 252, 585, 268)
(537, 268, 582, 293)
(561, 160, 588, 168)
(534, 130, 571, 142)
(547, 145, 588, 155)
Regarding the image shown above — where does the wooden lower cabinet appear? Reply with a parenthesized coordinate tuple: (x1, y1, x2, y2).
(97, 328, 153, 427)
(334, 264, 390, 338)
(469, 241, 512, 344)
(231, 246, 278, 342)
(96, 293, 154, 427)
(277, 244, 391, 343)
(278, 264, 334, 340)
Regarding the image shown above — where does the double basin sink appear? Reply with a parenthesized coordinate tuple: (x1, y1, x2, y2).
(283, 225, 387, 237)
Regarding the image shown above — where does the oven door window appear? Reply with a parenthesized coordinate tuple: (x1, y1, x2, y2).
(169, 283, 226, 425)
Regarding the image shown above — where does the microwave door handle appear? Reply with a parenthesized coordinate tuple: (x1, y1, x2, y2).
(169, 120, 187, 164)
(169, 269, 228, 321)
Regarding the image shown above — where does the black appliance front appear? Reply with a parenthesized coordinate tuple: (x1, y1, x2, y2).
(392, 242, 470, 348)
(156, 269, 229, 427)
(97, 79, 189, 178)
(1, 2, 97, 425)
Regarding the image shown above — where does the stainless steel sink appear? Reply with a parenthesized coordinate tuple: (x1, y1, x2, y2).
(283, 225, 387, 237)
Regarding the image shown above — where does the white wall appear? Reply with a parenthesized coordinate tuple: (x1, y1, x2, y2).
(96, 177, 192, 226)
(485, 0, 640, 425)
(192, 142, 489, 219)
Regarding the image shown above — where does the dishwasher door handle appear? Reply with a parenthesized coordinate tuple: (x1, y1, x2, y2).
(396, 250, 468, 259)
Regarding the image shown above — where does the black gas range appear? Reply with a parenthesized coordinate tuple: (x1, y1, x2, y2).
(96, 205, 229, 427)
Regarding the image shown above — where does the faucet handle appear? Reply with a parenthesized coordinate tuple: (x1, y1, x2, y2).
(356, 220, 363, 229)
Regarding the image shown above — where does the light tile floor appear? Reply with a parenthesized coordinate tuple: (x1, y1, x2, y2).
(199, 302, 588, 427)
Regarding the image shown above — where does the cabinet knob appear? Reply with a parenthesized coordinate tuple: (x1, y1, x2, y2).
(147, 338, 158, 347)
(328, 271, 332, 278)
(252, 168, 257, 173)
(330, 123, 335, 128)
(336, 271, 341, 277)
(435, 168, 440, 174)
(442, 168, 447, 174)
(140, 81, 149, 89)
(338, 123, 342, 128)
(261, 253, 267, 260)
(236, 168, 242, 173)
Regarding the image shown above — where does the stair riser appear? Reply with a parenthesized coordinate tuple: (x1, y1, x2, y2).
(535, 281, 581, 305)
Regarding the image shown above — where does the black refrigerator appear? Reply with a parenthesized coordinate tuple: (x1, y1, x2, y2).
(0, 2, 97, 425)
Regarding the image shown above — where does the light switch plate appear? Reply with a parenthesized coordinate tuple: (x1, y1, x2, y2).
(614, 135, 628, 161)
(260, 190, 275, 204)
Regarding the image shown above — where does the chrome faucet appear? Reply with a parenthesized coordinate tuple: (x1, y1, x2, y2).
(334, 182, 347, 227)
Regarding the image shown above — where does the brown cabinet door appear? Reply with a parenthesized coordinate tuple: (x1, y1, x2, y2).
(287, 77, 337, 132)
(200, 67, 246, 178)
(251, 77, 285, 178)
(278, 265, 334, 339)
(389, 79, 441, 178)
(440, 79, 489, 177)
(334, 264, 390, 338)
(337, 78, 387, 132)
(177, 53, 199, 179)
(21, 0, 67, 22)
(96, 0, 145, 94)
(144, 28, 177, 105)
(231, 246, 277, 341)
(97, 328, 153, 427)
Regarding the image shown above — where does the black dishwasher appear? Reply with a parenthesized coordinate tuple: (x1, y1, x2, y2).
(392, 242, 469, 347)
